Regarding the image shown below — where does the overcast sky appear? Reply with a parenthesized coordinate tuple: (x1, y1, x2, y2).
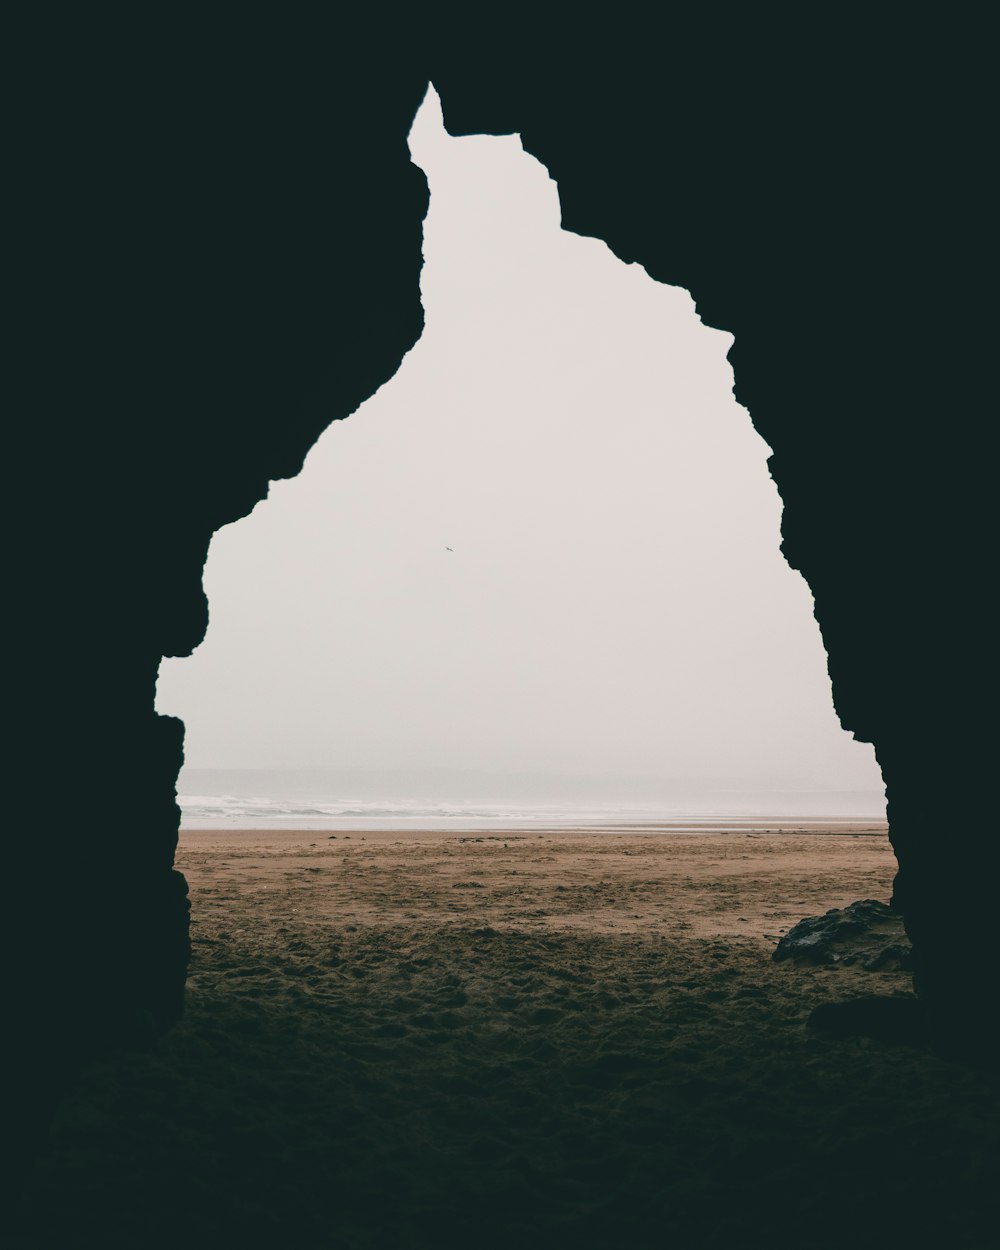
(155, 87, 884, 802)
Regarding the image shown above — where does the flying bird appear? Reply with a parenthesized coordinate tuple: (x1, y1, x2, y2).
(445, 546, 454, 552)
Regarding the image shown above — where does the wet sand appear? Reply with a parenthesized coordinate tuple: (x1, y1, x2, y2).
(22, 827, 999, 1248)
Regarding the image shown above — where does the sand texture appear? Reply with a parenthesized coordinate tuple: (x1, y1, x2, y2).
(21, 828, 999, 1248)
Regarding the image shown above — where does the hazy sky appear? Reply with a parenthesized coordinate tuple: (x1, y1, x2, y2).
(156, 87, 884, 800)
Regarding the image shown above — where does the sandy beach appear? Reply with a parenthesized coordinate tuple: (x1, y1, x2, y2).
(22, 826, 999, 1248)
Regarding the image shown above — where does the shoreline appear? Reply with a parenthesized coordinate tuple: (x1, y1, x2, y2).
(179, 820, 890, 841)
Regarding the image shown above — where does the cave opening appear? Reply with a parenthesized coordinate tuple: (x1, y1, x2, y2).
(156, 86, 884, 841)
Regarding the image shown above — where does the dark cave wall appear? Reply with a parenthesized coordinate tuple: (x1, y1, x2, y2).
(11, 34, 431, 1130)
(433, 37, 995, 1032)
(9, 17, 994, 1141)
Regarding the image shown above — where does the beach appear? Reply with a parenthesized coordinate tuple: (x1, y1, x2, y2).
(22, 826, 999, 1248)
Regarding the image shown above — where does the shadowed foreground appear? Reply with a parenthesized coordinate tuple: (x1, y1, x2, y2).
(21, 831, 998, 1249)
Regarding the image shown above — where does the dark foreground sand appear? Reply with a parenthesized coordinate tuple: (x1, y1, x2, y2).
(21, 828, 999, 1249)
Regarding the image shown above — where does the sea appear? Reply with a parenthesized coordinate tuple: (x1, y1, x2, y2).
(177, 768, 887, 832)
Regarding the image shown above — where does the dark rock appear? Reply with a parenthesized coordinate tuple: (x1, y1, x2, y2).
(773, 900, 911, 970)
(864, 944, 914, 972)
(808, 997, 927, 1045)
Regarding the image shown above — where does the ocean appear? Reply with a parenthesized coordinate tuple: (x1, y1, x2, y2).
(176, 768, 887, 831)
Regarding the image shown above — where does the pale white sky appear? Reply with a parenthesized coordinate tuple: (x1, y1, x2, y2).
(156, 87, 884, 805)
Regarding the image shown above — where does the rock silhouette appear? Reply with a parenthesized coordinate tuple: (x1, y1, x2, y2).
(8, 8, 994, 1181)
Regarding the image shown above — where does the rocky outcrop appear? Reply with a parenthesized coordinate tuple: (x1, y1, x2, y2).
(773, 900, 912, 971)
(9, 31, 430, 1142)
(433, 24, 996, 1040)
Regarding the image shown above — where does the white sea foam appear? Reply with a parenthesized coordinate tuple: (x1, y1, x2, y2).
(176, 772, 886, 831)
